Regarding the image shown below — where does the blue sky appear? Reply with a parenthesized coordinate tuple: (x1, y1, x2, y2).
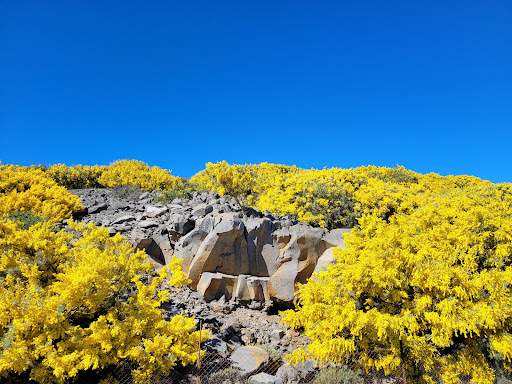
(1, 1, 511, 181)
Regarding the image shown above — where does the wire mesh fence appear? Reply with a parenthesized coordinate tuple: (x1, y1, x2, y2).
(108, 350, 317, 384)
(106, 349, 402, 384)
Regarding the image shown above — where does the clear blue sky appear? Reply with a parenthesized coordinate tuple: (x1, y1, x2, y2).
(1, 1, 511, 181)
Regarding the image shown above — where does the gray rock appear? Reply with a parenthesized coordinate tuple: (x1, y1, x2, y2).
(246, 217, 276, 276)
(191, 203, 213, 218)
(196, 272, 237, 302)
(135, 238, 166, 265)
(145, 205, 169, 218)
(196, 215, 216, 232)
(249, 373, 283, 384)
(174, 229, 208, 272)
(276, 362, 315, 384)
(187, 216, 248, 286)
(111, 214, 136, 225)
(137, 219, 159, 229)
(322, 227, 350, 248)
(168, 214, 195, 235)
(87, 202, 108, 214)
(204, 338, 229, 357)
(269, 225, 326, 302)
(230, 346, 269, 374)
(111, 201, 131, 211)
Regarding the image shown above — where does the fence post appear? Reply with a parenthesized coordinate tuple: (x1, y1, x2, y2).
(197, 319, 202, 370)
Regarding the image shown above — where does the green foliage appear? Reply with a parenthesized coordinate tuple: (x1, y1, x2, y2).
(154, 179, 207, 204)
(209, 368, 245, 384)
(313, 366, 364, 384)
(303, 184, 357, 228)
(46, 164, 106, 189)
(111, 186, 144, 200)
(5, 211, 46, 229)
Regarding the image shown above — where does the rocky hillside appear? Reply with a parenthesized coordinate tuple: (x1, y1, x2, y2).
(70, 187, 352, 382)
(73, 187, 349, 304)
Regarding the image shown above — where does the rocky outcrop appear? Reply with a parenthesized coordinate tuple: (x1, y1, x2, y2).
(73, 188, 349, 304)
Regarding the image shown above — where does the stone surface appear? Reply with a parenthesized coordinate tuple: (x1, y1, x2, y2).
(87, 202, 108, 214)
(111, 214, 136, 225)
(196, 272, 238, 301)
(249, 372, 283, 384)
(188, 216, 248, 286)
(135, 238, 166, 265)
(174, 229, 208, 272)
(137, 219, 159, 229)
(144, 205, 168, 218)
(230, 346, 269, 374)
(268, 225, 326, 302)
(191, 203, 213, 218)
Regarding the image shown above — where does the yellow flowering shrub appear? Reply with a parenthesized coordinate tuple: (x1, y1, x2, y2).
(0, 165, 82, 223)
(0, 162, 208, 383)
(282, 183, 512, 383)
(0, 220, 207, 383)
(47, 164, 106, 189)
(98, 160, 181, 191)
(192, 162, 420, 228)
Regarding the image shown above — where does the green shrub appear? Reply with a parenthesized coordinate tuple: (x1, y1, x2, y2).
(209, 368, 246, 384)
(6, 211, 46, 229)
(154, 180, 207, 204)
(313, 366, 364, 384)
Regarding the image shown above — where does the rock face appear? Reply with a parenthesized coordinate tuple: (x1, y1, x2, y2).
(73, 188, 349, 303)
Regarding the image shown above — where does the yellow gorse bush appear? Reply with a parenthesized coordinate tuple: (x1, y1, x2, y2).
(46, 164, 106, 189)
(191, 162, 420, 228)
(0, 165, 83, 223)
(98, 160, 182, 191)
(0, 164, 208, 383)
(282, 181, 512, 383)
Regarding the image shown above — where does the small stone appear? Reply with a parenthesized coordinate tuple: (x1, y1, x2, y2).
(204, 338, 229, 356)
(191, 203, 213, 218)
(248, 372, 283, 384)
(145, 205, 169, 218)
(137, 219, 159, 229)
(111, 214, 136, 225)
(87, 202, 108, 214)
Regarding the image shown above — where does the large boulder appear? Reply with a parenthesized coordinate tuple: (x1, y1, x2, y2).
(245, 217, 277, 277)
(269, 225, 326, 302)
(322, 227, 350, 248)
(187, 215, 249, 286)
(173, 228, 208, 272)
(196, 272, 238, 301)
(314, 228, 351, 273)
(233, 275, 271, 302)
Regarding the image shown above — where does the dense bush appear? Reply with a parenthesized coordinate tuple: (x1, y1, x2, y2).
(192, 162, 420, 228)
(0, 165, 208, 383)
(5, 211, 46, 229)
(282, 182, 512, 383)
(98, 160, 181, 191)
(47, 164, 106, 189)
(154, 179, 207, 204)
(0, 165, 82, 223)
(312, 366, 364, 384)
